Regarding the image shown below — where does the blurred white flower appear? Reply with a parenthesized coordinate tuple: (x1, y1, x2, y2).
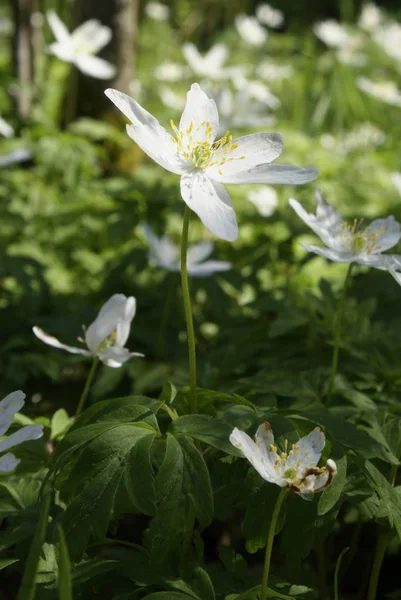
(320, 122, 385, 154)
(374, 23, 401, 62)
(105, 83, 317, 241)
(234, 77, 280, 109)
(154, 61, 187, 82)
(290, 189, 401, 268)
(0, 391, 43, 473)
(230, 422, 336, 493)
(256, 61, 293, 81)
(214, 87, 276, 131)
(357, 77, 401, 107)
(182, 43, 229, 79)
(314, 19, 366, 65)
(256, 3, 284, 29)
(145, 1, 170, 21)
(235, 14, 268, 46)
(0, 148, 33, 168)
(358, 2, 383, 32)
(142, 225, 231, 276)
(247, 186, 278, 217)
(0, 116, 14, 138)
(391, 172, 401, 197)
(33, 294, 144, 368)
(47, 11, 116, 79)
(159, 87, 186, 110)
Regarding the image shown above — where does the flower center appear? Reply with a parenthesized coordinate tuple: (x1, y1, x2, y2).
(98, 329, 117, 352)
(170, 119, 245, 172)
(340, 219, 384, 254)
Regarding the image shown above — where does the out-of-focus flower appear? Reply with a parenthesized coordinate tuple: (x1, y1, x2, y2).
(159, 87, 186, 111)
(182, 43, 229, 79)
(145, 1, 170, 21)
(0, 17, 12, 35)
(314, 19, 366, 65)
(230, 422, 337, 493)
(154, 61, 187, 82)
(235, 14, 268, 46)
(0, 391, 43, 473)
(357, 77, 401, 107)
(391, 172, 401, 196)
(320, 122, 385, 154)
(214, 87, 276, 131)
(33, 294, 144, 368)
(247, 186, 278, 217)
(0, 116, 14, 138)
(256, 3, 284, 29)
(47, 11, 116, 79)
(290, 189, 401, 268)
(256, 61, 293, 81)
(358, 2, 383, 32)
(234, 77, 280, 109)
(142, 225, 231, 276)
(0, 148, 33, 168)
(105, 83, 317, 241)
(374, 23, 401, 62)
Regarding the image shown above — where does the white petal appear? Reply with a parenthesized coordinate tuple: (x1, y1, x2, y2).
(0, 424, 43, 453)
(363, 216, 401, 253)
(211, 163, 318, 185)
(313, 459, 337, 491)
(75, 54, 116, 79)
(187, 241, 214, 265)
(230, 427, 280, 484)
(116, 297, 136, 347)
(0, 116, 14, 138)
(71, 20, 107, 49)
(48, 41, 74, 62)
(47, 11, 71, 44)
(98, 347, 144, 368)
(255, 421, 275, 452)
(180, 172, 238, 242)
(105, 88, 185, 175)
(205, 43, 228, 67)
(296, 427, 325, 469)
(142, 224, 179, 265)
(300, 243, 355, 263)
(187, 260, 231, 277)
(290, 192, 344, 248)
(85, 294, 131, 352)
(206, 133, 283, 181)
(0, 453, 20, 473)
(0, 391, 26, 437)
(33, 327, 91, 356)
(179, 83, 219, 141)
(247, 187, 278, 217)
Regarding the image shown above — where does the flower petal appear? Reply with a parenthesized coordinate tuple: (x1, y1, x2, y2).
(47, 11, 70, 44)
(180, 172, 238, 242)
(33, 327, 91, 356)
(116, 297, 136, 347)
(313, 459, 337, 491)
(187, 241, 214, 265)
(230, 427, 280, 484)
(206, 132, 283, 181)
(363, 216, 401, 253)
(142, 224, 180, 266)
(75, 54, 116, 79)
(290, 193, 344, 248)
(48, 41, 74, 62)
(211, 163, 318, 185)
(296, 427, 325, 469)
(0, 391, 26, 437)
(0, 424, 43, 454)
(300, 243, 354, 263)
(98, 347, 144, 368)
(187, 260, 232, 277)
(85, 294, 132, 352)
(179, 83, 219, 141)
(105, 88, 186, 175)
(0, 453, 20, 472)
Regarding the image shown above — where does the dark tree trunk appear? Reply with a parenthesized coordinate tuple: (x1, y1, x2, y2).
(11, 0, 36, 119)
(113, 0, 140, 94)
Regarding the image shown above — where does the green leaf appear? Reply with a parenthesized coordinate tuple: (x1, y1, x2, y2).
(0, 558, 19, 571)
(124, 432, 157, 515)
(190, 567, 215, 600)
(50, 409, 74, 440)
(144, 594, 195, 600)
(57, 524, 72, 600)
(361, 459, 401, 541)
(243, 484, 281, 553)
(170, 415, 241, 456)
(179, 436, 214, 527)
(318, 454, 347, 515)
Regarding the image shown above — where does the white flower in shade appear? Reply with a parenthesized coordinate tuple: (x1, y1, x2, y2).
(320, 122, 385, 154)
(0, 391, 43, 473)
(47, 11, 116, 79)
(391, 172, 401, 196)
(256, 3, 284, 29)
(374, 23, 401, 62)
(256, 61, 293, 82)
(182, 43, 229, 79)
(357, 77, 401, 107)
(314, 19, 353, 48)
(154, 61, 187, 82)
(234, 77, 281, 110)
(159, 87, 186, 111)
(230, 422, 336, 493)
(0, 116, 14, 138)
(105, 83, 317, 242)
(358, 3, 383, 32)
(142, 224, 231, 276)
(290, 189, 401, 268)
(33, 294, 144, 368)
(247, 186, 278, 217)
(235, 14, 268, 46)
(212, 87, 276, 132)
(145, 1, 170, 21)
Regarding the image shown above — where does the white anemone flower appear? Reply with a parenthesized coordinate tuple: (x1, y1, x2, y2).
(314, 20, 353, 48)
(0, 391, 43, 473)
(235, 14, 268, 46)
(142, 225, 231, 277)
(0, 116, 14, 138)
(256, 61, 293, 82)
(358, 3, 383, 32)
(145, 1, 170, 21)
(256, 3, 284, 29)
(374, 23, 401, 63)
(159, 87, 186, 111)
(33, 294, 144, 368)
(154, 61, 187, 82)
(247, 186, 278, 217)
(230, 422, 337, 493)
(213, 87, 276, 131)
(105, 83, 317, 242)
(182, 43, 229, 80)
(290, 189, 401, 268)
(357, 77, 401, 107)
(47, 11, 116, 79)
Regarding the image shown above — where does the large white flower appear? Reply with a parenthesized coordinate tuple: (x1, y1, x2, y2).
(230, 422, 336, 493)
(235, 14, 268, 46)
(33, 294, 144, 368)
(142, 224, 231, 277)
(0, 391, 43, 473)
(47, 11, 116, 79)
(182, 43, 229, 80)
(357, 77, 401, 107)
(290, 190, 401, 268)
(105, 83, 317, 242)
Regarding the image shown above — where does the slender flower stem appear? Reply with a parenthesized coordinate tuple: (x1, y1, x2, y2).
(327, 262, 354, 405)
(180, 205, 197, 414)
(75, 357, 99, 416)
(261, 487, 288, 600)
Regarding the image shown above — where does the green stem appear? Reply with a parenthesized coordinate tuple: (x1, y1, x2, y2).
(261, 488, 288, 600)
(75, 357, 99, 416)
(180, 205, 197, 414)
(317, 536, 329, 600)
(367, 531, 390, 600)
(326, 263, 354, 405)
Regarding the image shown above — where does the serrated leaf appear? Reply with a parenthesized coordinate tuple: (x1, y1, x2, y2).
(170, 415, 241, 456)
(318, 454, 347, 515)
(124, 432, 157, 515)
(179, 436, 214, 527)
